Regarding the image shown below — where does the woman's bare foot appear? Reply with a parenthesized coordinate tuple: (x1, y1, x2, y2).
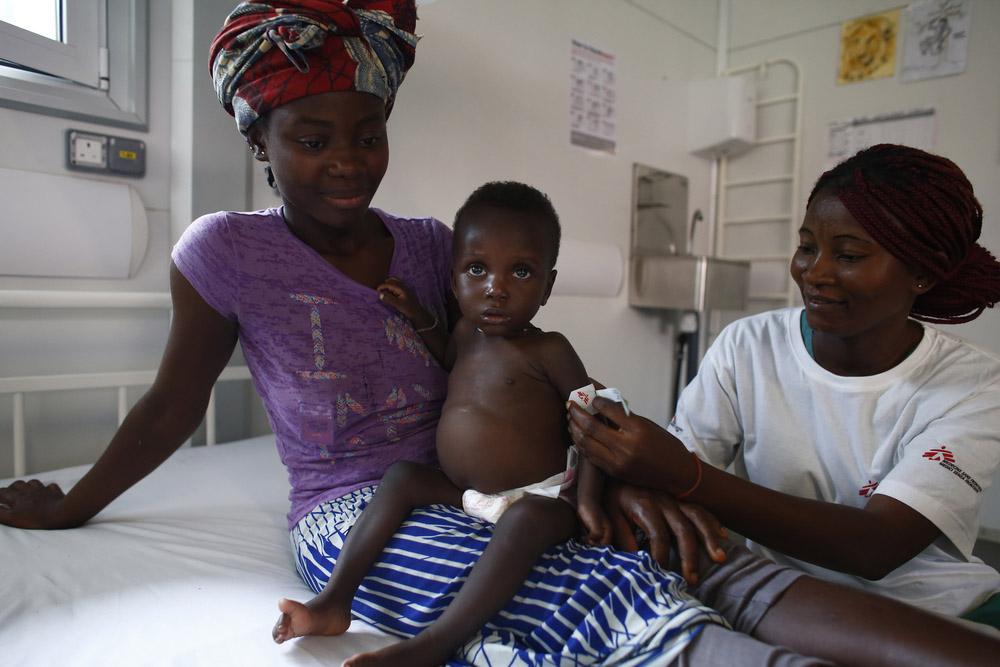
(342, 635, 454, 667)
(272, 596, 352, 644)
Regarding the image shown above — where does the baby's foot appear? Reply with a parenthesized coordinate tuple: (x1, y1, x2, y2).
(342, 636, 452, 667)
(272, 596, 352, 644)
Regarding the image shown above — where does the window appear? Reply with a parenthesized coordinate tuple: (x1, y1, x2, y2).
(0, 0, 148, 130)
(0, 2, 61, 41)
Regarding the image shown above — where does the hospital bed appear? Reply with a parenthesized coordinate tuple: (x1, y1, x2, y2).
(0, 293, 395, 666)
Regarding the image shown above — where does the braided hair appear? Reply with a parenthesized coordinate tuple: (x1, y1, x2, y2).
(808, 144, 1000, 324)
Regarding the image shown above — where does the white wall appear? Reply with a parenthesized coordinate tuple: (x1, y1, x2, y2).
(0, 0, 258, 477)
(725, 0, 1000, 533)
(254, 0, 720, 424)
(0, 2, 174, 476)
(729, 0, 1000, 351)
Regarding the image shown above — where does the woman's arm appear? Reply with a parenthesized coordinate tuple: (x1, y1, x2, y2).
(568, 399, 940, 580)
(0, 264, 238, 529)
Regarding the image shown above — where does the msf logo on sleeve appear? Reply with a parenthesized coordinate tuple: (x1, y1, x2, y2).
(858, 480, 879, 498)
(922, 446, 955, 463)
(922, 445, 981, 493)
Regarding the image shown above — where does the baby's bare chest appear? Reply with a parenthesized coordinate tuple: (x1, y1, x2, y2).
(438, 351, 570, 491)
(447, 345, 559, 407)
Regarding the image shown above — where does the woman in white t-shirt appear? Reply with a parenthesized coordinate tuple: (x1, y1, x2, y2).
(569, 144, 1000, 631)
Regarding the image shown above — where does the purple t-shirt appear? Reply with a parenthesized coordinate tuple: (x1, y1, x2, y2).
(172, 208, 452, 527)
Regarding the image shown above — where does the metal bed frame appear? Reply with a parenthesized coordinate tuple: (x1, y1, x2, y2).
(0, 289, 251, 477)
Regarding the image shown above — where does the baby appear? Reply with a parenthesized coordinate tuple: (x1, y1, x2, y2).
(272, 182, 610, 666)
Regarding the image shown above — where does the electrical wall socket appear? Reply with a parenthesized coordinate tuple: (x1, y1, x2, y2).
(68, 131, 107, 169)
(65, 129, 146, 176)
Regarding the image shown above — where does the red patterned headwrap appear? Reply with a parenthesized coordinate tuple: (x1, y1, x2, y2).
(809, 144, 1000, 324)
(209, 0, 418, 135)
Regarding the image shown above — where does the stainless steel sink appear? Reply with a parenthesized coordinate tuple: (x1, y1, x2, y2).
(629, 252, 750, 311)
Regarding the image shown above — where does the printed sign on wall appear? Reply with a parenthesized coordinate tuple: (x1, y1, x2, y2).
(570, 39, 616, 153)
(827, 108, 936, 170)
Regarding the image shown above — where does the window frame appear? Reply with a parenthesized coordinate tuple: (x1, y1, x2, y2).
(0, 0, 148, 130)
(0, 0, 102, 88)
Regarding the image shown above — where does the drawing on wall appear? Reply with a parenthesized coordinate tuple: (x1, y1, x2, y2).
(827, 108, 936, 169)
(837, 9, 900, 84)
(901, 0, 970, 82)
(570, 39, 616, 153)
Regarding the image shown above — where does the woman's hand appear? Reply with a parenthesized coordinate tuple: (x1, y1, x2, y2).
(377, 277, 435, 331)
(0, 479, 72, 529)
(605, 481, 727, 584)
(567, 398, 696, 492)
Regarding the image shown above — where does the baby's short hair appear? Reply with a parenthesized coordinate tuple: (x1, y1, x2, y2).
(454, 181, 561, 267)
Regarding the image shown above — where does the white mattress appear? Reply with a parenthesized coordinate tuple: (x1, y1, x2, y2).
(0, 436, 394, 666)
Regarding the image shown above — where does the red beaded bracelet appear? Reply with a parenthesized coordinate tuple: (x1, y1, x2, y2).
(675, 452, 703, 500)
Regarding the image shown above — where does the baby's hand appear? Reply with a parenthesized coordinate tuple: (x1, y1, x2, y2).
(376, 277, 435, 332)
(578, 502, 612, 547)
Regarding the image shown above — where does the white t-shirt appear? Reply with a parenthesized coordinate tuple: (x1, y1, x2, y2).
(670, 307, 1000, 615)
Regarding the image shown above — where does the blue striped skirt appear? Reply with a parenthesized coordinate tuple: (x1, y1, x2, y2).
(291, 486, 727, 666)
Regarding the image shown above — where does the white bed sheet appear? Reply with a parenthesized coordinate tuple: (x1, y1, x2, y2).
(0, 436, 395, 666)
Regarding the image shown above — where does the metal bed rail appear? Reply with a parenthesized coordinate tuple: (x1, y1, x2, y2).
(0, 288, 250, 477)
(1, 366, 252, 478)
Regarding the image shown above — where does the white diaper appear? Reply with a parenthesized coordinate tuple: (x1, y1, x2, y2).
(462, 448, 578, 524)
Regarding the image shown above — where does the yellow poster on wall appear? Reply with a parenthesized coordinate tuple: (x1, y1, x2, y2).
(837, 9, 900, 84)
